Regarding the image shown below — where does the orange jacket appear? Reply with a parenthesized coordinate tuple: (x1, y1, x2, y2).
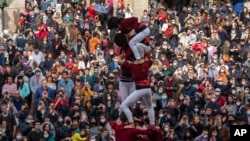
(88, 37, 101, 53)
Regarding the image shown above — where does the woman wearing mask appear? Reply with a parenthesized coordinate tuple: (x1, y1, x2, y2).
(208, 127, 222, 141)
(40, 130, 55, 141)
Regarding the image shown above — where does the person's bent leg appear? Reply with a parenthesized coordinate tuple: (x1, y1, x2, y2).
(136, 43, 151, 58)
(129, 28, 150, 60)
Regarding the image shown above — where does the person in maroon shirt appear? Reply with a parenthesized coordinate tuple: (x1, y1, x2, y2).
(109, 16, 150, 61)
(118, 54, 155, 128)
(114, 33, 136, 103)
(109, 112, 163, 141)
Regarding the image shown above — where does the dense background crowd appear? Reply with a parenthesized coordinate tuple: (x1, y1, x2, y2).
(0, 0, 250, 140)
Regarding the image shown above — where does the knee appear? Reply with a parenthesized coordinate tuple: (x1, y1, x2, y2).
(120, 103, 128, 111)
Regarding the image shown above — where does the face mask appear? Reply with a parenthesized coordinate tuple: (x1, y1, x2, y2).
(194, 108, 199, 112)
(16, 135, 22, 140)
(101, 119, 105, 123)
(180, 96, 184, 100)
(211, 98, 216, 102)
(206, 111, 212, 115)
(185, 86, 190, 89)
(44, 134, 49, 138)
(58, 118, 63, 122)
(161, 57, 165, 60)
(213, 56, 217, 59)
(204, 135, 208, 138)
(215, 92, 220, 96)
(107, 96, 111, 100)
(218, 82, 223, 85)
(158, 90, 163, 93)
(232, 90, 236, 94)
(247, 111, 250, 115)
(245, 90, 249, 94)
(162, 95, 167, 99)
(173, 62, 177, 66)
(236, 102, 241, 106)
(159, 114, 164, 118)
(26, 120, 34, 124)
(220, 70, 225, 73)
(90, 139, 96, 141)
(242, 81, 246, 85)
(164, 128, 169, 132)
(212, 132, 217, 136)
(208, 86, 212, 90)
(109, 51, 114, 55)
(228, 99, 233, 103)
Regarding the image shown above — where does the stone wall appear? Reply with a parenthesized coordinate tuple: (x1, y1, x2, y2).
(0, 0, 25, 33)
(113, 0, 149, 22)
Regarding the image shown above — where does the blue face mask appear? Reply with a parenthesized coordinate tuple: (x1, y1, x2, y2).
(16, 135, 22, 140)
(58, 118, 63, 122)
(162, 95, 167, 99)
(194, 108, 199, 112)
(158, 90, 163, 94)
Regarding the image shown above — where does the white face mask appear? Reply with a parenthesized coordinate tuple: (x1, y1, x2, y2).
(159, 114, 164, 118)
(100, 119, 105, 123)
(204, 135, 208, 138)
(180, 96, 184, 100)
(245, 90, 249, 94)
(232, 90, 236, 94)
(236, 102, 241, 106)
(164, 128, 169, 132)
(211, 98, 216, 102)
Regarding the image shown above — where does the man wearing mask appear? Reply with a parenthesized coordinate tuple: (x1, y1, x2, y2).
(105, 49, 115, 64)
(29, 69, 45, 97)
(17, 114, 34, 136)
(235, 99, 246, 119)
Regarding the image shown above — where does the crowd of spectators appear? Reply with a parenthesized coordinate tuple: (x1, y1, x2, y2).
(0, 0, 250, 141)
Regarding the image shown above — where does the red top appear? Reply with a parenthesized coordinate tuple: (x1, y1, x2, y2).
(36, 24, 49, 41)
(53, 99, 69, 110)
(109, 121, 163, 141)
(87, 6, 97, 18)
(122, 57, 153, 82)
(119, 17, 140, 34)
(109, 121, 152, 141)
(216, 96, 227, 108)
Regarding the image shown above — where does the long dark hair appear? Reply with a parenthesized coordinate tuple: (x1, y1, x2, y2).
(17, 76, 24, 89)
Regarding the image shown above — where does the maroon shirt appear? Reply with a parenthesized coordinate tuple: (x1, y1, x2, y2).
(122, 58, 153, 82)
(109, 121, 152, 141)
(109, 121, 163, 141)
